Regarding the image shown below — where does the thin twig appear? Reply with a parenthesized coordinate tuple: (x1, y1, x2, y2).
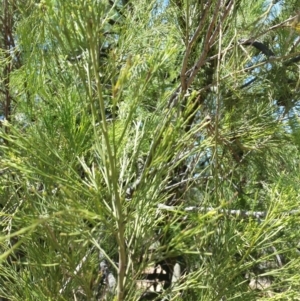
(157, 204, 300, 219)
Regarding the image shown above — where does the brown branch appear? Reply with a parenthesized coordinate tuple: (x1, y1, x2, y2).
(180, 0, 213, 92)
(186, 0, 222, 89)
(209, 0, 234, 47)
(183, 0, 234, 93)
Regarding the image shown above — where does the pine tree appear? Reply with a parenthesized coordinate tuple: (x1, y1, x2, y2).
(1, 1, 300, 300)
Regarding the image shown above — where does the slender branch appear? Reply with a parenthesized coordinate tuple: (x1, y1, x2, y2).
(59, 249, 93, 294)
(267, 15, 298, 33)
(87, 16, 126, 301)
(157, 204, 300, 219)
(186, 0, 222, 88)
(208, 0, 234, 47)
(180, 0, 212, 92)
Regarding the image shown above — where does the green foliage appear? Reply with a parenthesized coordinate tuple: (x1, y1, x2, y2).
(0, 0, 300, 300)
